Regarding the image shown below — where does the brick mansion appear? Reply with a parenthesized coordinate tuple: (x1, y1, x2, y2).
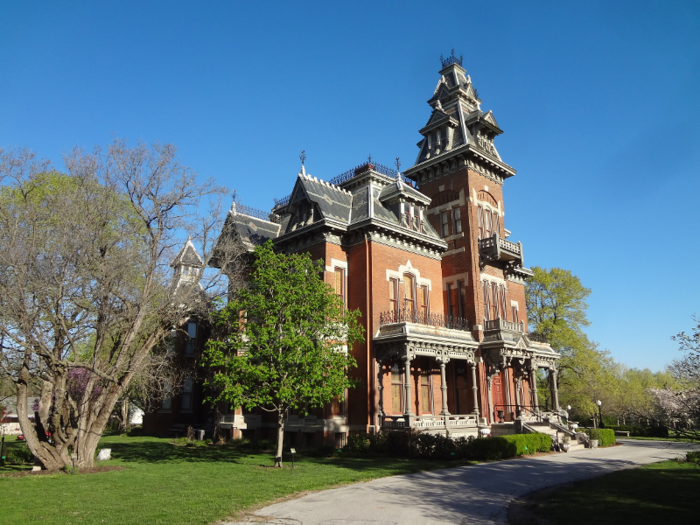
(145, 53, 564, 446)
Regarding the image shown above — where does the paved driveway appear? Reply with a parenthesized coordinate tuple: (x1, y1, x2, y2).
(227, 440, 698, 525)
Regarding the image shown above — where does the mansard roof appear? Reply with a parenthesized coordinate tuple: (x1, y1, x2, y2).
(410, 53, 513, 177)
(214, 202, 281, 257)
(292, 170, 353, 224)
(272, 161, 446, 255)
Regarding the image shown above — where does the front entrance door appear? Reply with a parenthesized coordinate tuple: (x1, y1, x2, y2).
(492, 373, 504, 422)
(455, 366, 470, 414)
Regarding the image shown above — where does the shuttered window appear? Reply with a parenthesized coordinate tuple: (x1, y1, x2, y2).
(421, 372, 432, 414)
(404, 274, 415, 317)
(391, 364, 403, 414)
(453, 206, 462, 233)
(334, 267, 344, 304)
(419, 285, 429, 321)
(389, 278, 398, 314)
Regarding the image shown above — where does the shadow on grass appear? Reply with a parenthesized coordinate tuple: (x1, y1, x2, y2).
(105, 439, 248, 465)
(537, 464, 700, 524)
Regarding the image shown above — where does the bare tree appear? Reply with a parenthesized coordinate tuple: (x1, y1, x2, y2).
(0, 140, 245, 469)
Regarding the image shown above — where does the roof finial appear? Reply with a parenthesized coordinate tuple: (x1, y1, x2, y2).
(300, 150, 306, 166)
(395, 157, 402, 181)
(368, 154, 373, 164)
(230, 190, 237, 214)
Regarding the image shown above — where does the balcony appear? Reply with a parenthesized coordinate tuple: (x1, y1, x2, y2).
(483, 318, 525, 333)
(478, 233, 523, 267)
(379, 302, 470, 332)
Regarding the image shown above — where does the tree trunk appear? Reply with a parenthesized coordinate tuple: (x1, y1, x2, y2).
(120, 400, 130, 432)
(16, 384, 66, 470)
(38, 380, 53, 427)
(274, 412, 285, 468)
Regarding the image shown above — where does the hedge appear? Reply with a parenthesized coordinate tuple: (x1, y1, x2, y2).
(581, 428, 616, 447)
(342, 431, 553, 461)
(467, 433, 551, 461)
(605, 425, 668, 438)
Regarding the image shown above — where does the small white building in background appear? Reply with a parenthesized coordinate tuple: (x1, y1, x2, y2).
(129, 404, 144, 425)
(1, 397, 37, 435)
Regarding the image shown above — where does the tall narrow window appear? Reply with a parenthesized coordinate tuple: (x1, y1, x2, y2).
(493, 212, 501, 237)
(421, 371, 432, 414)
(491, 282, 500, 320)
(334, 267, 344, 305)
(389, 278, 398, 316)
(500, 287, 508, 321)
(483, 281, 491, 321)
(391, 364, 403, 414)
(453, 206, 462, 234)
(440, 211, 449, 238)
(457, 280, 465, 318)
(511, 304, 519, 323)
(446, 283, 453, 318)
(185, 321, 197, 356)
(181, 377, 193, 411)
(418, 285, 428, 322)
(477, 206, 484, 239)
(404, 274, 415, 318)
(484, 210, 492, 238)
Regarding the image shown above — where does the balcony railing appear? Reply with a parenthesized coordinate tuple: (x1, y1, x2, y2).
(478, 233, 523, 264)
(483, 318, 525, 333)
(379, 302, 470, 332)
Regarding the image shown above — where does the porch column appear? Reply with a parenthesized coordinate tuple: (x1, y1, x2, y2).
(376, 362, 385, 418)
(514, 375, 522, 414)
(530, 365, 539, 413)
(550, 368, 560, 412)
(439, 360, 450, 416)
(469, 362, 480, 417)
(502, 363, 512, 417)
(403, 355, 414, 417)
(487, 376, 494, 423)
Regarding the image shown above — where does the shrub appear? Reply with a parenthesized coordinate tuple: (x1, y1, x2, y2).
(3, 443, 34, 465)
(582, 428, 616, 447)
(686, 451, 700, 464)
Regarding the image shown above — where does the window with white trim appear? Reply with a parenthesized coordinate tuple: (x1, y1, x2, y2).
(440, 210, 450, 238)
(452, 206, 462, 234)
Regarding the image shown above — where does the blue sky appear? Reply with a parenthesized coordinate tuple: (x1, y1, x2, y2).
(1, 1, 699, 371)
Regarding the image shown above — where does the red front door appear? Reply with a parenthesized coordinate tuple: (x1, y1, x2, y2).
(492, 373, 504, 422)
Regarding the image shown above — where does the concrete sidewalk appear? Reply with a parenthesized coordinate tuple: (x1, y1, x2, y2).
(225, 439, 698, 525)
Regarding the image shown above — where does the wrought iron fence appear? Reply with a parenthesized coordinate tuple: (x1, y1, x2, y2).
(379, 302, 470, 332)
(273, 194, 290, 208)
(237, 203, 281, 223)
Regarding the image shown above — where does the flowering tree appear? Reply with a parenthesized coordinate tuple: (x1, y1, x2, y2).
(648, 316, 700, 439)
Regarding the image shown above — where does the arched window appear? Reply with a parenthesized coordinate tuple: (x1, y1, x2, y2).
(404, 274, 415, 316)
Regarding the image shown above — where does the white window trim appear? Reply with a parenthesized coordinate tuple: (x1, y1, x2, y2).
(325, 258, 348, 273)
(480, 273, 508, 288)
(386, 259, 432, 290)
(442, 272, 469, 290)
(472, 188, 503, 216)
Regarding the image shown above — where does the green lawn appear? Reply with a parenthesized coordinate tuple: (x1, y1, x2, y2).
(622, 435, 698, 443)
(534, 459, 700, 524)
(1, 434, 465, 524)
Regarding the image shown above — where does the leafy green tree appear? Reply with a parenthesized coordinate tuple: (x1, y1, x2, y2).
(203, 241, 364, 467)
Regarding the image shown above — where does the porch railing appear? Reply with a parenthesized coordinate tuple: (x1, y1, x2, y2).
(382, 414, 478, 430)
(379, 300, 470, 332)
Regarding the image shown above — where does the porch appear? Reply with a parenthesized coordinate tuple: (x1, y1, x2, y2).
(373, 312, 486, 437)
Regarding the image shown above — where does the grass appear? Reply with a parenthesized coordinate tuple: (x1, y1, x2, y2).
(622, 434, 698, 443)
(533, 459, 700, 524)
(0, 434, 467, 524)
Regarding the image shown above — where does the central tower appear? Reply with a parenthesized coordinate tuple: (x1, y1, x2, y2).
(404, 52, 553, 423)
